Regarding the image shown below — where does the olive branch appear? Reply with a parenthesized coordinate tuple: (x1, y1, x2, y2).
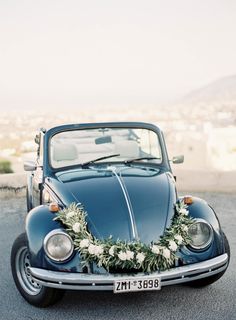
(54, 199, 194, 272)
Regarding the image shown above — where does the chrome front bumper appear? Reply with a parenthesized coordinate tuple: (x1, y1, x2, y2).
(29, 253, 228, 291)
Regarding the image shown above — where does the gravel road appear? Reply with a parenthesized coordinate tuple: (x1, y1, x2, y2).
(0, 193, 235, 320)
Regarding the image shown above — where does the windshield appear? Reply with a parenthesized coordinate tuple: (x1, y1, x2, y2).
(50, 127, 162, 169)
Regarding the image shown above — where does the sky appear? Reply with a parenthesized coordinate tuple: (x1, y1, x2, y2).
(0, 0, 236, 109)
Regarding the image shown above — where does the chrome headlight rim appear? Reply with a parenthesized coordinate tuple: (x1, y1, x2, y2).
(188, 218, 214, 250)
(44, 229, 74, 262)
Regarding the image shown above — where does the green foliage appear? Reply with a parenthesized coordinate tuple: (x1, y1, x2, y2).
(54, 200, 194, 272)
(0, 159, 14, 174)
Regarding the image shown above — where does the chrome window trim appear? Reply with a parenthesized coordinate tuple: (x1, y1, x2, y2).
(43, 184, 64, 206)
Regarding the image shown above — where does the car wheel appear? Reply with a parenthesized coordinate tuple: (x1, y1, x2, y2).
(187, 232, 230, 288)
(11, 233, 65, 307)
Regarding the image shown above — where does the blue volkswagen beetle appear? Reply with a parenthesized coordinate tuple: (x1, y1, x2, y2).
(11, 122, 230, 307)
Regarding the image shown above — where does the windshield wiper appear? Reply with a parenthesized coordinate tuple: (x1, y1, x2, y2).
(81, 154, 120, 167)
(125, 157, 160, 164)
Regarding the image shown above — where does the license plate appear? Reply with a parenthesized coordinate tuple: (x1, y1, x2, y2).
(114, 277, 161, 293)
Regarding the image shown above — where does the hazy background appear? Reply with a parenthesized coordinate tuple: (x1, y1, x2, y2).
(1, 0, 236, 175)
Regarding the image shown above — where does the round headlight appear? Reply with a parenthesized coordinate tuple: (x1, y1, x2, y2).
(44, 230, 74, 262)
(188, 219, 213, 250)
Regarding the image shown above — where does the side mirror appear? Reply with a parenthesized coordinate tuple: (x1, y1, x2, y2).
(24, 160, 37, 171)
(172, 155, 184, 164)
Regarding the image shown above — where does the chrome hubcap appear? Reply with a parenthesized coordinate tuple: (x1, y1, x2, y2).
(16, 246, 42, 295)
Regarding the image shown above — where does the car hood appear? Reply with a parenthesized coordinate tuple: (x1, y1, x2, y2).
(51, 166, 177, 244)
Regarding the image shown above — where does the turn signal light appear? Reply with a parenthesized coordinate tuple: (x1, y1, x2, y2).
(49, 202, 59, 212)
(184, 196, 193, 205)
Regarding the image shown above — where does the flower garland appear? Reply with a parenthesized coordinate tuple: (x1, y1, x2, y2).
(54, 200, 194, 272)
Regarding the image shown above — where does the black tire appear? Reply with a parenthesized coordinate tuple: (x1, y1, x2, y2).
(187, 232, 230, 288)
(11, 233, 65, 307)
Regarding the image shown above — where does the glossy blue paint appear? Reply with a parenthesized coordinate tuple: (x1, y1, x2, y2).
(26, 205, 60, 267)
(50, 166, 177, 243)
(25, 205, 84, 272)
(185, 197, 225, 254)
(25, 122, 227, 273)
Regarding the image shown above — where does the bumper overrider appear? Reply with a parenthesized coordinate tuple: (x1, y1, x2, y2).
(29, 254, 228, 291)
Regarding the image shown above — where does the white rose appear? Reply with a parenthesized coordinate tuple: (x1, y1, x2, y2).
(174, 235, 183, 244)
(66, 211, 76, 219)
(151, 245, 160, 255)
(79, 239, 90, 248)
(162, 248, 171, 259)
(88, 244, 103, 256)
(72, 222, 81, 233)
(179, 208, 189, 216)
(109, 246, 115, 257)
(136, 252, 145, 264)
(94, 245, 104, 256)
(88, 244, 96, 255)
(126, 250, 134, 260)
(168, 240, 178, 252)
(118, 251, 127, 261)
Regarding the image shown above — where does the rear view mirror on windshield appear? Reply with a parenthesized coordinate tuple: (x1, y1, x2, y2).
(95, 136, 112, 145)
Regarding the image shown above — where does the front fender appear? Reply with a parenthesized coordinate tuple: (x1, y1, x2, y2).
(187, 197, 221, 231)
(25, 205, 83, 272)
(178, 196, 225, 264)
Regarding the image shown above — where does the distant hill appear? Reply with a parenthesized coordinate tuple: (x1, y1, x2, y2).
(179, 74, 236, 107)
